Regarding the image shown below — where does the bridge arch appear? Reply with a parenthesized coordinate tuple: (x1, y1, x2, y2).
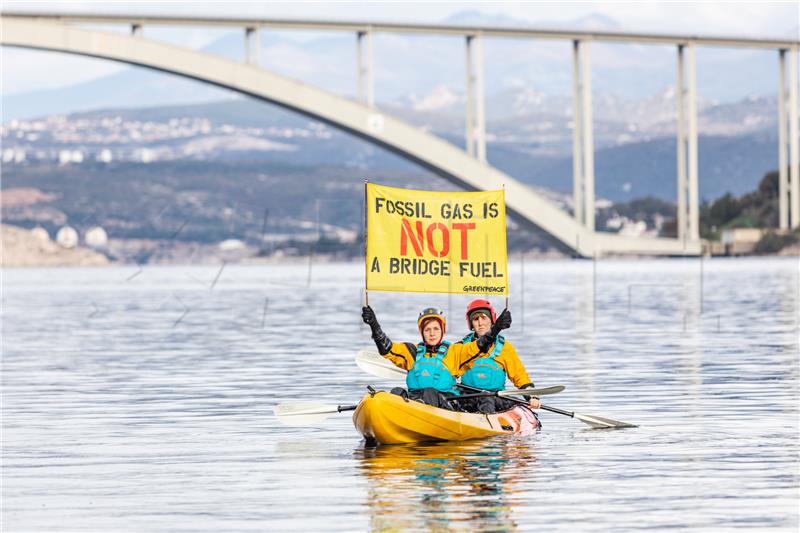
(1, 17, 700, 256)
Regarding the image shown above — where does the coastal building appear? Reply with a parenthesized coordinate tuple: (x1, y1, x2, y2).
(55, 226, 79, 248)
(720, 228, 764, 255)
(31, 226, 50, 242)
(85, 226, 109, 249)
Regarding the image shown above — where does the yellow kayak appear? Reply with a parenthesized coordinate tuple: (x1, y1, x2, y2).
(352, 390, 540, 445)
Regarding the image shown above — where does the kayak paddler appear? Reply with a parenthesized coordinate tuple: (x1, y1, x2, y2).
(456, 299, 541, 414)
(361, 305, 507, 410)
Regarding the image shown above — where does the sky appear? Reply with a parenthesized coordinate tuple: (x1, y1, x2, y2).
(2, 1, 799, 95)
(3, 0, 797, 36)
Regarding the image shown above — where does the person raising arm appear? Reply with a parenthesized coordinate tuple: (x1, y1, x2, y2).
(455, 299, 540, 414)
(362, 305, 459, 409)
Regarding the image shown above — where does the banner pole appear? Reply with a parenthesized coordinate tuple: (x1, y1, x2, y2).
(363, 178, 369, 306)
(503, 183, 509, 310)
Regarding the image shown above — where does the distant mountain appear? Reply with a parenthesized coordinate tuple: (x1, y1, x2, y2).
(495, 130, 780, 202)
(1, 92, 781, 259)
(536, 13, 622, 31)
(2, 10, 782, 120)
(442, 10, 533, 27)
(3, 67, 237, 121)
(2, 92, 779, 203)
(1, 129, 777, 260)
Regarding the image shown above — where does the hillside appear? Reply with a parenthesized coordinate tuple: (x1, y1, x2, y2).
(2, 93, 779, 203)
(2, 159, 565, 262)
(1, 87, 782, 259)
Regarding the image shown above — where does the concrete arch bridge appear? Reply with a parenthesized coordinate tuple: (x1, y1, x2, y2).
(3, 14, 797, 255)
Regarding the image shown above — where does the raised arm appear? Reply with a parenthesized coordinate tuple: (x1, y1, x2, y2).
(362, 306, 391, 354)
(448, 309, 513, 373)
(362, 306, 415, 370)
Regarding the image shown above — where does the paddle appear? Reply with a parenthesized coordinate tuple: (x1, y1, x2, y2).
(539, 404, 637, 429)
(457, 383, 636, 429)
(355, 349, 407, 380)
(274, 401, 357, 427)
(452, 385, 565, 400)
(355, 349, 636, 429)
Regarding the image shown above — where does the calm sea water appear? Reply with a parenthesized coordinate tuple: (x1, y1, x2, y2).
(2, 258, 798, 531)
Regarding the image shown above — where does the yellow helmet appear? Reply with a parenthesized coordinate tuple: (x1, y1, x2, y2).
(417, 307, 446, 335)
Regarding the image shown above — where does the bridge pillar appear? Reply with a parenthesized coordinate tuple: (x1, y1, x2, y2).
(571, 40, 595, 232)
(245, 27, 260, 66)
(789, 47, 800, 228)
(778, 49, 789, 230)
(581, 42, 595, 232)
(676, 44, 699, 242)
(571, 40, 584, 225)
(357, 30, 374, 107)
(686, 44, 699, 241)
(465, 35, 486, 162)
(676, 45, 688, 242)
(465, 37, 474, 157)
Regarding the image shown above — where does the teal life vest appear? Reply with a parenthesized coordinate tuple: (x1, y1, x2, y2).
(405, 341, 458, 394)
(460, 333, 507, 391)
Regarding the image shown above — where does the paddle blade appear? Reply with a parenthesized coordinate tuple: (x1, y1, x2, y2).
(273, 402, 341, 427)
(355, 349, 408, 380)
(498, 385, 565, 398)
(574, 412, 637, 429)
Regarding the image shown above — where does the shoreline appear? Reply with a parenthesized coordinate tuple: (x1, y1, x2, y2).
(2, 224, 796, 268)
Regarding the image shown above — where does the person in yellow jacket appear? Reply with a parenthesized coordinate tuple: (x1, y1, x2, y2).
(456, 299, 541, 414)
(361, 305, 509, 410)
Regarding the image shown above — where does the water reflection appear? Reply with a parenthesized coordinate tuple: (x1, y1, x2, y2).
(3, 262, 798, 531)
(356, 438, 537, 531)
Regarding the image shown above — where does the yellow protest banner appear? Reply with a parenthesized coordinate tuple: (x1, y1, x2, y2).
(365, 183, 508, 295)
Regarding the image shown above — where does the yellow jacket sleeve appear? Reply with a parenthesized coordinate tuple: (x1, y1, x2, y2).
(382, 342, 416, 371)
(496, 342, 533, 389)
(444, 340, 484, 377)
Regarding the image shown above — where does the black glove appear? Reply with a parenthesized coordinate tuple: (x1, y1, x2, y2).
(475, 310, 512, 352)
(476, 332, 495, 353)
(490, 309, 512, 337)
(362, 306, 379, 332)
(362, 306, 392, 355)
(520, 382, 536, 402)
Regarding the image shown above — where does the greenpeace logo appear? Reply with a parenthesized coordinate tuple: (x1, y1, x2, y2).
(462, 285, 505, 293)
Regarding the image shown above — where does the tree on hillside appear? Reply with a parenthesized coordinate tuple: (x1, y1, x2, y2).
(700, 169, 780, 239)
